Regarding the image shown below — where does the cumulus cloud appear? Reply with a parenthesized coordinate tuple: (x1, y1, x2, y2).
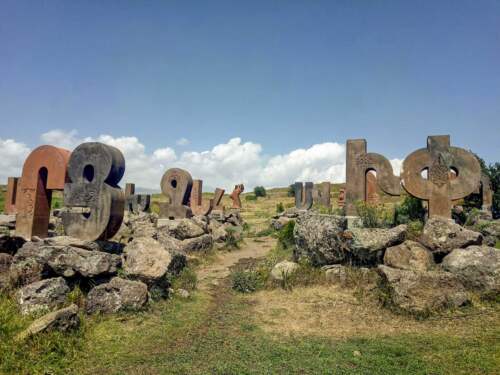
(176, 137, 190, 146)
(0, 129, 404, 192)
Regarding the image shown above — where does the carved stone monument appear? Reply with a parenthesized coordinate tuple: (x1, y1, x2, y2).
(480, 174, 493, 212)
(401, 135, 481, 219)
(124, 183, 151, 214)
(16, 146, 71, 239)
(345, 139, 401, 216)
(294, 182, 313, 210)
(190, 180, 212, 216)
(5, 177, 20, 215)
(312, 182, 331, 208)
(366, 171, 380, 205)
(212, 188, 225, 211)
(230, 184, 244, 209)
(159, 168, 193, 219)
(62, 142, 125, 240)
(338, 188, 346, 208)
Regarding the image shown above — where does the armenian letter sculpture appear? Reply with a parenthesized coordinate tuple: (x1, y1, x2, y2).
(5, 177, 20, 215)
(229, 184, 244, 209)
(62, 142, 125, 241)
(159, 168, 193, 219)
(16, 146, 70, 239)
(401, 135, 481, 219)
(190, 180, 212, 216)
(294, 182, 314, 210)
(313, 182, 331, 208)
(345, 139, 401, 216)
(125, 183, 151, 214)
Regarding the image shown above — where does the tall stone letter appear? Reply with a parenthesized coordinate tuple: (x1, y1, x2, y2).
(401, 135, 481, 219)
(190, 180, 212, 216)
(125, 183, 151, 214)
(5, 177, 20, 215)
(16, 146, 70, 239)
(312, 182, 331, 208)
(294, 182, 313, 210)
(229, 184, 244, 209)
(159, 168, 193, 219)
(345, 139, 401, 216)
(62, 142, 125, 240)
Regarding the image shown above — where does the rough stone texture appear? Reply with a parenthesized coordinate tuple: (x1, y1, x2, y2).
(0, 253, 13, 290)
(271, 216, 292, 231)
(0, 235, 26, 255)
(47, 246, 121, 278)
(346, 225, 407, 264)
(377, 265, 469, 315)
(442, 246, 500, 296)
(16, 145, 70, 239)
(230, 184, 244, 209)
(345, 139, 401, 216)
(5, 177, 19, 215)
(293, 212, 348, 266)
(129, 212, 158, 239)
(180, 234, 213, 253)
(419, 217, 482, 255)
(62, 142, 125, 241)
(43, 236, 98, 250)
(157, 218, 206, 240)
(123, 237, 172, 283)
(472, 220, 500, 247)
(159, 168, 193, 219)
(17, 304, 80, 340)
(85, 277, 148, 314)
(17, 277, 70, 315)
(294, 182, 314, 210)
(384, 240, 434, 272)
(401, 135, 481, 219)
(366, 171, 380, 204)
(313, 182, 331, 208)
(271, 261, 299, 281)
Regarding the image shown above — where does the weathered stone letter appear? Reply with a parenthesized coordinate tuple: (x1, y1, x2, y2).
(125, 183, 151, 214)
(229, 184, 244, 209)
(5, 177, 20, 215)
(159, 168, 193, 219)
(62, 142, 125, 240)
(294, 182, 313, 210)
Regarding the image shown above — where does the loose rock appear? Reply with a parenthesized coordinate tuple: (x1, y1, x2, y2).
(271, 261, 299, 281)
(17, 277, 70, 315)
(17, 304, 80, 340)
(157, 218, 206, 240)
(384, 240, 434, 272)
(123, 237, 172, 283)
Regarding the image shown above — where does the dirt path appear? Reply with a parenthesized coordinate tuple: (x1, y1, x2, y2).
(196, 236, 275, 292)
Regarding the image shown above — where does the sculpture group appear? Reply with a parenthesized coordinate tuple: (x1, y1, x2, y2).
(4, 134, 492, 241)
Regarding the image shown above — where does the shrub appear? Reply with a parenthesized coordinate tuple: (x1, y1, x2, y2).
(253, 186, 267, 198)
(394, 196, 425, 225)
(245, 194, 257, 201)
(277, 221, 295, 249)
(287, 184, 295, 197)
(355, 201, 393, 228)
(172, 267, 197, 292)
(276, 202, 285, 214)
(231, 270, 261, 293)
(406, 220, 424, 240)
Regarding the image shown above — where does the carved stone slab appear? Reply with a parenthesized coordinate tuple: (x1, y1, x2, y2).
(338, 188, 346, 208)
(159, 168, 193, 219)
(5, 177, 19, 215)
(401, 135, 481, 218)
(230, 184, 244, 209)
(212, 188, 225, 211)
(124, 183, 151, 214)
(312, 182, 331, 208)
(366, 172, 380, 205)
(190, 180, 212, 216)
(345, 139, 401, 215)
(294, 182, 313, 210)
(16, 146, 71, 239)
(480, 174, 493, 212)
(62, 142, 125, 240)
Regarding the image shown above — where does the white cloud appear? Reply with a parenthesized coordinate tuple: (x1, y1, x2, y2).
(1, 130, 405, 192)
(176, 137, 190, 146)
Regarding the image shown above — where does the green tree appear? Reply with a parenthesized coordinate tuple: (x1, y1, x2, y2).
(253, 186, 267, 198)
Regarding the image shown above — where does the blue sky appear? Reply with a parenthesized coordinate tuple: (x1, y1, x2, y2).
(0, 1, 499, 189)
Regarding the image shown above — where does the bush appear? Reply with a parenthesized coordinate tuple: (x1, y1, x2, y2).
(407, 220, 424, 240)
(394, 196, 425, 225)
(277, 221, 295, 249)
(276, 202, 285, 213)
(231, 270, 262, 293)
(172, 268, 197, 292)
(253, 186, 267, 198)
(287, 184, 295, 197)
(355, 201, 393, 228)
(245, 194, 257, 201)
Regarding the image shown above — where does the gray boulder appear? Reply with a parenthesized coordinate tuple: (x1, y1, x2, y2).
(157, 218, 206, 240)
(85, 277, 148, 314)
(123, 237, 172, 283)
(271, 261, 299, 281)
(384, 240, 434, 272)
(377, 265, 469, 316)
(17, 277, 70, 315)
(180, 234, 213, 252)
(293, 212, 348, 266)
(17, 304, 80, 340)
(442, 245, 500, 296)
(472, 220, 500, 247)
(346, 225, 407, 264)
(419, 217, 482, 255)
(271, 217, 292, 231)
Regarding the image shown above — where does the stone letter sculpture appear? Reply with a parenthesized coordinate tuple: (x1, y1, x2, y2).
(62, 142, 125, 240)
(313, 182, 331, 208)
(125, 183, 151, 214)
(16, 146, 70, 239)
(190, 180, 212, 216)
(159, 168, 193, 219)
(294, 182, 313, 210)
(5, 177, 20, 215)
(212, 188, 225, 211)
(338, 188, 346, 208)
(366, 171, 380, 205)
(230, 184, 244, 209)
(345, 139, 401, 216)
(401, 135, 481, 219)
(479, 174, 493, 213)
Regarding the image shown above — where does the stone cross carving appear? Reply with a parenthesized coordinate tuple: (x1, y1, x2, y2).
(230, 184, 244, 209)
(159, 168, 193, 219)
(312, 182, 331, 208)
(294, 182, 313, 210)
(124, 183, 151, 214)
(16, 146, 70, 239)
(338, 188, 346, 208)
(62, 142, 125, 241)
(401, 135, 481, 219)
(345, 139, 401, 216)
(5, 177, 20, 215)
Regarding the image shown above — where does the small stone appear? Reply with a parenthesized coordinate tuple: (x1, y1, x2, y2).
(353, 350, 362, 357)
(17, 277, 70, 315)
(176, 289, 190, 298)
(271, 261, 299, 281)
